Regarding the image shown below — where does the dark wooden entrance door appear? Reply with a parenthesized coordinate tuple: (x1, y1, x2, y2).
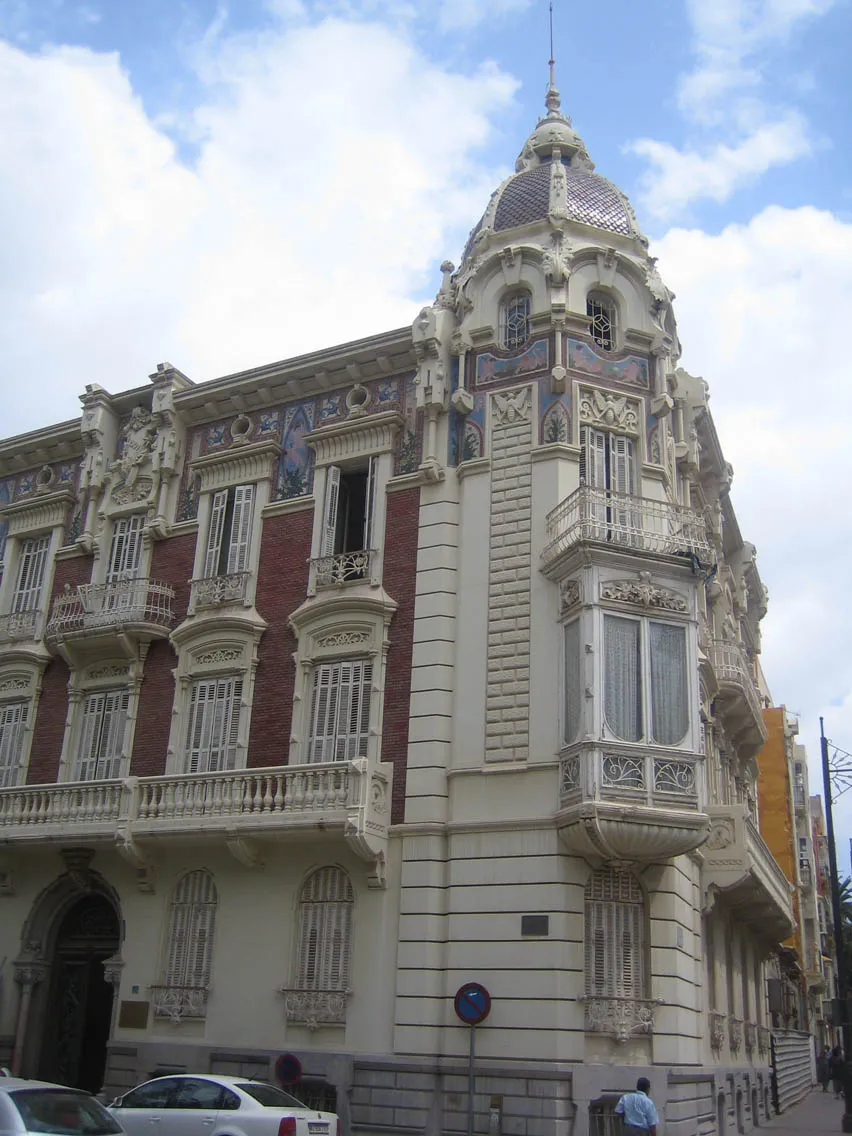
(40, 894, 120, 1092)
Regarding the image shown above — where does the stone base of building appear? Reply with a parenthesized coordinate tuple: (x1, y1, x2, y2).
(103, 1044, 776, 1136)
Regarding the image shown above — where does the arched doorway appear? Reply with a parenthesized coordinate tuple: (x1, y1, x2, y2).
(38, 894, 120, 1092)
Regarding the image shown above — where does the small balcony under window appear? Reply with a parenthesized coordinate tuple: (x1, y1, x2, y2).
(310, 461, 377, 593)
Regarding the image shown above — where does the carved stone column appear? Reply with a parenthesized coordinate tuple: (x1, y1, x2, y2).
(12, 951, 48, 1075)
(103, 954, 126, 1038)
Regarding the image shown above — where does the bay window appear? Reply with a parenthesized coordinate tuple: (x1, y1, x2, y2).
(603, 614, 689, 746)
(564, 619, 582, 745)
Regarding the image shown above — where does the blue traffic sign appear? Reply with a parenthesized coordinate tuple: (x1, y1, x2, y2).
(275, 1053, 302, 1086)
(454, 982, 491, 1026)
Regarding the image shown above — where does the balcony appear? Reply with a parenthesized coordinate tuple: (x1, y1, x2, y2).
(708, 639, 767, 755)
(47, 579, 174, 663)
(556, 744, 709, 862)
(189, 571, 250, 609)
(799, 859, 813, 890)
(310, 549, 376, 593)
(580, 995, 659, 1043)
(793, 782, 807, 811)
(0, 609, 42, 645)
(541, 487, 712, 577)
(702, 804, 794, 941)
(709, 1011, 726, 1054)
(0, 758, 392, 887)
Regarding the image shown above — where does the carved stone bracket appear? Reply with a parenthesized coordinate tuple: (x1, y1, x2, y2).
(115, 829, 156, 893)
(343, 759, 392, 889)
(560, 579, 581, 615)
(225, 833, 265, 869)
(60, 847, 96, 893)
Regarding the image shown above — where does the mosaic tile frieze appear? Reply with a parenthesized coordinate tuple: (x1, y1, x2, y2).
(474, 338, 549, 387)
(567, 339, 649, 389)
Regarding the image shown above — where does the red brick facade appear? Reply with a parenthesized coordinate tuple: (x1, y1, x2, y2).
(27, 657, 71, 784)
(248, 506, 313, 768)
(380, 487, 419, 825)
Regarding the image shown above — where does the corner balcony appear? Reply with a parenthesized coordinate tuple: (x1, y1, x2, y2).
(708, 639, 767, 755)
(541, 487, 712, 577)
(0, 757, 392, 888)
(46, 579, 174, 664)
(702, 803, 794, 941)
(555, 744, 709, 862)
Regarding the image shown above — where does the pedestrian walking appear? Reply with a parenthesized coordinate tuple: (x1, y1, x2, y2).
(829, 1046, 845, 1099)
(817, 1046, 831, 1091)
(614, 1077, 659, 1135)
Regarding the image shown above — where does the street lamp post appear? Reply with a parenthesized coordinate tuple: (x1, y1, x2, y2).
(820, 718, 852, 1131)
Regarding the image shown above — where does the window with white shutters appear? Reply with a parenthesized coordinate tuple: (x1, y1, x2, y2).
(73, 689, 129, 781)
(203, 485, 255, 577)
(320, 461, 376, 559)
(603, 614, 689, 746)
(163, 870, 218, 994)
(585, 868, 647, 1000)
(307, 660, 372, 762)
(0, 701, 28, 788)
(107, 515, 144, 582)
(12, 535, 50, 614)
(183, 676, 243, 773)
(293, 867, 354, 993)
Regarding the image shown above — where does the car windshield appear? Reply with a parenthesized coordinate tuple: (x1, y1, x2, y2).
(11, 1089, 124, 1135)
(236, 1083, 306, 1109)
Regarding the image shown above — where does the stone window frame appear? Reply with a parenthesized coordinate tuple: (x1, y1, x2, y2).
(166, 629, 264, 777)
(0, 492, 72, 638)
(0, 668, 42, 787)
(57, 659, 142, 784)
(586, 289, 619, 353)
(152, 868, 219, 1023)
(584, 866, 650, 1003)
(498, 290, 532, 351)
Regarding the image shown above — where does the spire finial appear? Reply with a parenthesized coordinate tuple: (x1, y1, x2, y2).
(546, 1, 561, 117)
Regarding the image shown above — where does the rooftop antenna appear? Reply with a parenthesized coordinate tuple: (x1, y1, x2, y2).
(545, 1, 561, 116)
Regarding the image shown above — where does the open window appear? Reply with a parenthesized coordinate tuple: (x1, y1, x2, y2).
(204, 485, 255, 579)
(580, 425, 636, 542)
(317, 460, 376, 585)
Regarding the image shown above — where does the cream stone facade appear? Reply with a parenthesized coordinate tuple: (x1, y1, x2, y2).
(0, 75, 811, 1136)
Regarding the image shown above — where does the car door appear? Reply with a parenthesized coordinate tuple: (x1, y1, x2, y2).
(112, 1077, 181, 1136)
(167, 1077, 227, 1136)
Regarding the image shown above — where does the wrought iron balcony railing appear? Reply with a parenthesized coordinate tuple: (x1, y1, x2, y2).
(149, 984, 208, 1023)
(709, 1011, 726, 1053)
(189, 571, 250, 609)
(311, 549, 375, 589)
(0, 609, 42, 643)
(560, 747, 702, 811)
(729, 1016, 743, 1054)
(278, 988, 350, 1030)
(799, 859, 813, 890)
(47, 580, 174, 637)
(708, 638, 766, 744)
(542, 486, 712, 572)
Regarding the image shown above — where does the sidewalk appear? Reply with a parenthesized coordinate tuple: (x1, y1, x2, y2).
(764, 1089, 846, 1133)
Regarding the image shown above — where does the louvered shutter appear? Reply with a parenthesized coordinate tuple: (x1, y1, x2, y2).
(0, 701, 28, 788)
(585, 869, 646, 1001)
(226, 485, 254, 574)
(203, 490, 229, 577)
(295, 868, 353, 992)
(75, 693, 106, 781)
(362, 457, 377, 550)
(13, 536, 50, 614)
(107, 515, 144, 582)
(308, 664, 338, 763)
(580, 427, 607, 489)
(97, 689, 129, 778)
(321, 467, 341, 557)
(610, 435, 634, 495)
(165, 871, 218, 990)
(185, 678, 241, 773)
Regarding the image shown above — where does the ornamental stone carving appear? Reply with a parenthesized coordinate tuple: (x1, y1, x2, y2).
(114, 407, 156, 486)
(281, 988, 349, 1031)
(112, 476, 154, 505)
(560, 578, 581, 614)
(88, 663, 130, 680)
(493, 386, 531, 426)
(194, 648, 243, 665)
(316, 630, 371, 649)
(579, 388, 638, 435)
(706, 819, 735, 850)
(600, 575, 688, 613)
(582, 995, 658, 1043)
(709, 1011, 726, 1053)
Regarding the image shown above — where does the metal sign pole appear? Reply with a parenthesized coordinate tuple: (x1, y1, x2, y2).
(467, 1025, 475, 1136)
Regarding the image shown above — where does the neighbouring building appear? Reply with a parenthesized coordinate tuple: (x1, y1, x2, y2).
(0, 71, 802, 1135)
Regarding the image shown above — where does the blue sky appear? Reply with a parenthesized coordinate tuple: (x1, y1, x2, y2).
(2, 0, 852, 856)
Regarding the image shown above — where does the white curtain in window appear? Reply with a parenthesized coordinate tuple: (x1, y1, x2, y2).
(604, 616, 642, 742)
(585, 869, 646, 1000)
(649, 622, 688, 745)
(564, 619, 581, 745)
(0, 701, 28, 788)
(294, 867, 354, 992)
(164, 870, 218, 990)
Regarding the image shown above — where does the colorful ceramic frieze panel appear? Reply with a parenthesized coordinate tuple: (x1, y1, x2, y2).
(395, 376, 420, 476)
(275, 401, 315, 500)
(567, 339, 649, 389)
(474, 338, 549, 387)
(647, 412, 662, 465)
(539, 385, 572, 446)
(0, 477, 14, 564)
(448, 392, 486, 467)
(176, 427, 205, 522)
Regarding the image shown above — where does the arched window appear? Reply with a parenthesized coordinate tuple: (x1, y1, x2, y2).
(499, 293, 531, 350)
(294, 866, 354, 994)
(587, 292, 617, 352)
(156, 870, 218, 1020)
(584, 868, 646, 1000)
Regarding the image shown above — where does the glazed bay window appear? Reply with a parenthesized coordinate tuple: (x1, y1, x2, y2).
(0, 701, 28, 788)
(316, 460, 376, 586)
(72, 689, 129, 781)
(184, 676, 243, 773)
(564, 618, 582, 745)
(604, 614, 688, 746)
(307, 660, 372, 762)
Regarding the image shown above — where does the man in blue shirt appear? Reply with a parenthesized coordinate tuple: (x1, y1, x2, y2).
(614, 1077, 659, 1135)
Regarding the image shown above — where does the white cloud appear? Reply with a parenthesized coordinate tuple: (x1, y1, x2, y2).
(628, 112, 811, 219)
(653, 203, 852, 840)
(436, 0, 531, 32)
(0, 23, 517, 434)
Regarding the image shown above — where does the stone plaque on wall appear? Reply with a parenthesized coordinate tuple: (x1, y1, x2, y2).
(118, 1001, 150, 1029)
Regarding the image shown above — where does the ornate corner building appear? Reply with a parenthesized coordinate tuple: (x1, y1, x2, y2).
(0, 76, 809, 1135)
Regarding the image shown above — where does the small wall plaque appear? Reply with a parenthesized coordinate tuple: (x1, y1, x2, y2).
(118, 1000, 150, 1029)
(521, 914, 549, 937)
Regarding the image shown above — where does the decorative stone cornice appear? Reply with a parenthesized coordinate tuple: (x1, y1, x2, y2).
(600, 575, 689, 613)
(191, 439, 281, 493)
(306, 411, 403, 467)
(2, 489, 73, 537)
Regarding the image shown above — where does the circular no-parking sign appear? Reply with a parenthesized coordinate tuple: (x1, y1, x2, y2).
(454, 982, 491, 1026)
(275, 1053, 302, 1086)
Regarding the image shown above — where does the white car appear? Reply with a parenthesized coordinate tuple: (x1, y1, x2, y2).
(0, 1075, 126, 1136)
(109, 1075, 338, 1136)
